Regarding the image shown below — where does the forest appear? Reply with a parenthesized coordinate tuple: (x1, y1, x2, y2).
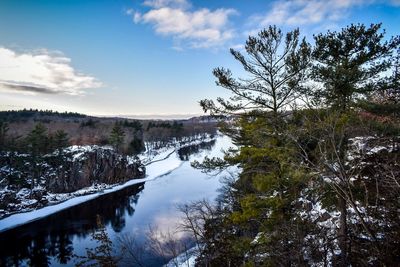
(1, 22, 399, 267)
(186, 23, 400, 266)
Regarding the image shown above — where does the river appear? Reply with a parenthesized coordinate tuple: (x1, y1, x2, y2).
(0, 135, 233, 267)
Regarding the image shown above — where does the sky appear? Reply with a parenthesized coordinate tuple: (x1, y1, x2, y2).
(0, 0, 399, 118)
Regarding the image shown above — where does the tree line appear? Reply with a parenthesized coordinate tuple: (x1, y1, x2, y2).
(0, 109, 86, 122)
(0, 120, 146, 190)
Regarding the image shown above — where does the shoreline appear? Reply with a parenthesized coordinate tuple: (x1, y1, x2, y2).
(0, 134, 216, 233)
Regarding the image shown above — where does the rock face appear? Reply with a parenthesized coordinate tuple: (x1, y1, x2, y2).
(46, 147, 145, 193)
(0, 146, 146, 194)
(0, 146, 145, 219)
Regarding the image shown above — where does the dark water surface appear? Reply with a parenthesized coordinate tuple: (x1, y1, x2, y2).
(0, 135, 232, 266)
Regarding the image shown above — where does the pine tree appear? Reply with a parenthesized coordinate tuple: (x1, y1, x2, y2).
(196, 26, 312, 265)
(201, 25, 311, 118)
(26, 123, 48, 192)
(53, 130, 69, 152)
(27, 123, 48, 155)
(312, 23, 400, 111)
(109, 123, 125, 152)
(309, 23, 400, 265)
(195, 23, 400, 265)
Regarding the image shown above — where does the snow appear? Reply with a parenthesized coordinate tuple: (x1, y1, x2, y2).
(348, 135, 396, 159)
(16, 188, 31, 199)
(61, 145, 114, 161)
(165, 246, 199, 267)
(0, 146, 180, 232)
(368, 146, 387, 154)
(140, 133, 215, 165)
(251, 232, 265, 245)
(0, 136, 214, 233)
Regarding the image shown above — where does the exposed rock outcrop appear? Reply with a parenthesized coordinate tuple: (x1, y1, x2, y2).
(0, 146, 145, 219)
(46, 146, 146, 193)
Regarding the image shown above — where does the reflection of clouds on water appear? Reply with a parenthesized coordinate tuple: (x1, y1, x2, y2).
(0, 182, 145, 266)
(151, 211, 189, 241)
(170, 196, 186, 205)
(0, 135, 236, 266)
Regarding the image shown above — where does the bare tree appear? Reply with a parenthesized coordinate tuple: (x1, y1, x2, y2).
(117, 233, 146, 267)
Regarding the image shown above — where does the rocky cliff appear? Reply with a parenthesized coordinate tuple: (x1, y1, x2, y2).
(0, 146, 145, 218)
(45, 146, 145, 193)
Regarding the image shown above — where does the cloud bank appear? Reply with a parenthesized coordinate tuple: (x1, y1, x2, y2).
(0, 47, 102, 95)
(127, 0, 238, 49)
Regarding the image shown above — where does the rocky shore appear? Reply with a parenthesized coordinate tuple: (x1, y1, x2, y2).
(0, 146, 145, 219)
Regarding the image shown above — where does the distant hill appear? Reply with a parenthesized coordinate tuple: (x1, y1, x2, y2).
(0, 109, 87, 122)
(0, 109, 218, 148)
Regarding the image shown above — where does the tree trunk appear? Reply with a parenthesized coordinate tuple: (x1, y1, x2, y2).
(338, 196, 348, 266)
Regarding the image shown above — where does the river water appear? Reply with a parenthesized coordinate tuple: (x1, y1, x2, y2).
(0, 135, 233, 267)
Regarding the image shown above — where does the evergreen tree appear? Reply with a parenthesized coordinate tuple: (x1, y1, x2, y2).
(26, 123, 48, 155)
(201, 25, 311, 118)
(26, 123, 48, 191)
(196, 26, 313, 265)
(128, 138, 145, 155)
(195, 23, 400, 265)
(50, 130, 70, 167)
(53, 130, 69, 152)
(312, 23, 400, 111)
(109, 123, 125, 152)
(310, 24, 400, 265)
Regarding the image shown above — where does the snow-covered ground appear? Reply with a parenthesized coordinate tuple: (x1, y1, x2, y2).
(0, 134, 216, 233)
(165, 246, 199, 267)
(166, 135, 400, 266)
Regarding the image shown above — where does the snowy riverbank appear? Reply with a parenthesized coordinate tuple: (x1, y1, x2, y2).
(0, 134, 216, 232)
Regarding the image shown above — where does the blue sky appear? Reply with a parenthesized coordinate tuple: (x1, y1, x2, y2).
(0, 0, 399, 117)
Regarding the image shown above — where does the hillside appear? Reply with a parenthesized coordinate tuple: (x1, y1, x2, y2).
(0, 109, 218, 151)
(0, 109, 220, 219)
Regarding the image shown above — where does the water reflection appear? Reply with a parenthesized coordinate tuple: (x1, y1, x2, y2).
(0, 182, 144, 266)
(177, 139, 216, 161)
(0, 136, 221, 267)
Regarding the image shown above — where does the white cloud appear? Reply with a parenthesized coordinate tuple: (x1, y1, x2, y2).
(143, 0, 190, 9)
(126, 8, 142, 23)
(0, 47, 102, 95)
(128, 0, 238, 48)
(230, 43, 245, 51)
(251, 0, 371, 28)
(133, 12, 142, 23)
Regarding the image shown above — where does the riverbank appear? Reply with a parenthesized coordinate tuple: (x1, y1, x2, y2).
(0, 134, 216, 232)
